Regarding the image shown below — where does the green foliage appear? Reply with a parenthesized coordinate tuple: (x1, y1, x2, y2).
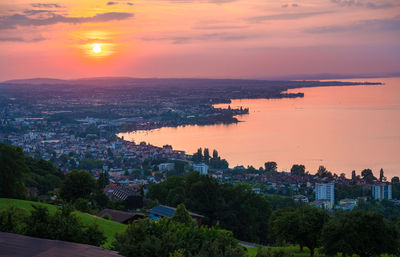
(171, 204, 195, 226)
(356, 199, 400, 222)
(24, 157, 64, 195)
(0, 143, 29, 198)
(290, 165, 305, 176)
(265, 195, 298, 211)
(4, 204, 107, 246)
(192, 148, 229, 169)
(0, 206, 28, 234)
(315, 166, 332, 179)
(361, 169, 377, 183)
(74, 198, 90, 212)
(255, 247, 294, 257)
(264, 162, 277, 173)
(84, 222, 107, 246)
(392, 182, 400, 199)
(321, 210, 399, 257)
(60, 170, 96, 202)
(112, 218, 245, 257)
(192, 148, 203, 163)
(97, 172, 107, 190)
(272, 207, 329, 257)
(0, 198, 126, 248)
(147, 172, 271, 244)
(334, 184, 368, 202)
(78, 159, 103, 171)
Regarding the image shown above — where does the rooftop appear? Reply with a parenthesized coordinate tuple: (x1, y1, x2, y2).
(149, 205, 204, 218)
(0, 232, 122, 257)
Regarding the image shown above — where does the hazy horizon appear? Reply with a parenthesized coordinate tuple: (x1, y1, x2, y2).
(1, 0, 399, 80)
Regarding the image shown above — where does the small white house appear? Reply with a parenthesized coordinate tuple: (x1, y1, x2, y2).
(193, 163, 208, 175)
(158, 163, 175, 171)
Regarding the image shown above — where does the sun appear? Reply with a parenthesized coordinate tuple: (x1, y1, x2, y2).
(92, 44, 102, 54)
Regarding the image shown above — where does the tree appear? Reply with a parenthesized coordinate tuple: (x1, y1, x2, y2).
(23, 204, 105, 246)
(0, 206, 28, 234)
(379, 168, 385, 182)
(272, 207, 329, 257)
(171, 204, 194, 226)
(0, 143, 29, 198)
(147, 172, 271, 244)
(60, 170, 96, 202)
(97, 172, 107, 190)
(212, 149, 218, 159)
(192, 148, 203, 163)
(361, 169, 376, 183)
(351, 170, 357, 181)
(113, 218, 244, 257)
(203, 148, 210, 164)
(316, 166, 332, 179)
(290, 164, 305, 176)
(322, 211, 399, 257)
(264, 162, 277, 173)
(392, 176, 400, 183)
(24, 157, 64, 195)
(255, 247, 294, 257)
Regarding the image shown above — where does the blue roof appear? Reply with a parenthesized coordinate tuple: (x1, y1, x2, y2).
(148, 205, 203, 218)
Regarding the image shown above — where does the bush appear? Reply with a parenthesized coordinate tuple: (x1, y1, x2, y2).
(0, 206, 28, 234)
(1, 204, 106, 247)
(113, 218, 245, 257)
(255, 248, 294, 257)
(102, 214, 111, 220)
(74, 198, 90, 212)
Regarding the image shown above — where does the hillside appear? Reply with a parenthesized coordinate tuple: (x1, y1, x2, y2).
(0, 198, 126, 248)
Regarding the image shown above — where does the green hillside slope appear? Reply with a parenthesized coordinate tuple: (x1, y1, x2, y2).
(0, 198, 126, 248)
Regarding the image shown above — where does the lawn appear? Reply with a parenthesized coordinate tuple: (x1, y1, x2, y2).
(0, 198, 126, 248)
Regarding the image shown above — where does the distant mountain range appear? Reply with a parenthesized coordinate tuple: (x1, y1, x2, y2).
(2, 72, 399, 85)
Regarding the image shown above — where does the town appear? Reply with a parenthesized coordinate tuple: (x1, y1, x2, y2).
(1, 78, 398, 257)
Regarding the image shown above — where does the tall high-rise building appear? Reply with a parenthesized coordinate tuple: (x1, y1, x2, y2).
(372, 183, 392, 201)
(315, 183, 335, 206)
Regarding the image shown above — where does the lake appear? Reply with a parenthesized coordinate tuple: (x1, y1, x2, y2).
(118, 77, 400, 178)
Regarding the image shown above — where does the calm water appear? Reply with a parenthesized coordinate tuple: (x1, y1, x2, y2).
(118, 77, 400, 178)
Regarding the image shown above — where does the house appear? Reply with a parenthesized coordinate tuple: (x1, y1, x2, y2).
(97, 209, 145, 224)
(27, 187, 38, 198)
(336, 199, 358, 211)
(0, 232, 122, 257)
(158, 163, 175, 171)
(104, 184, 142, 202)
(293, 195, 309, 203)
(252, 188, 261, 194)
(149, 205, 204, 226)
(310, 199, 332, 209)
(193, 163, 208, 175)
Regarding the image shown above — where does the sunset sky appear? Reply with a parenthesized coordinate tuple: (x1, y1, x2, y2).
(0, 0, 399, 80)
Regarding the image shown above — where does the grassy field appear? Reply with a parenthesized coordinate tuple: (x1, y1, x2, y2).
(0, 198, 126, 248)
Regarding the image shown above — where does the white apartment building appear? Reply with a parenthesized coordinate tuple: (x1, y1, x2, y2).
(315, 183, 335, 207)
(372, 183, 392, 201)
